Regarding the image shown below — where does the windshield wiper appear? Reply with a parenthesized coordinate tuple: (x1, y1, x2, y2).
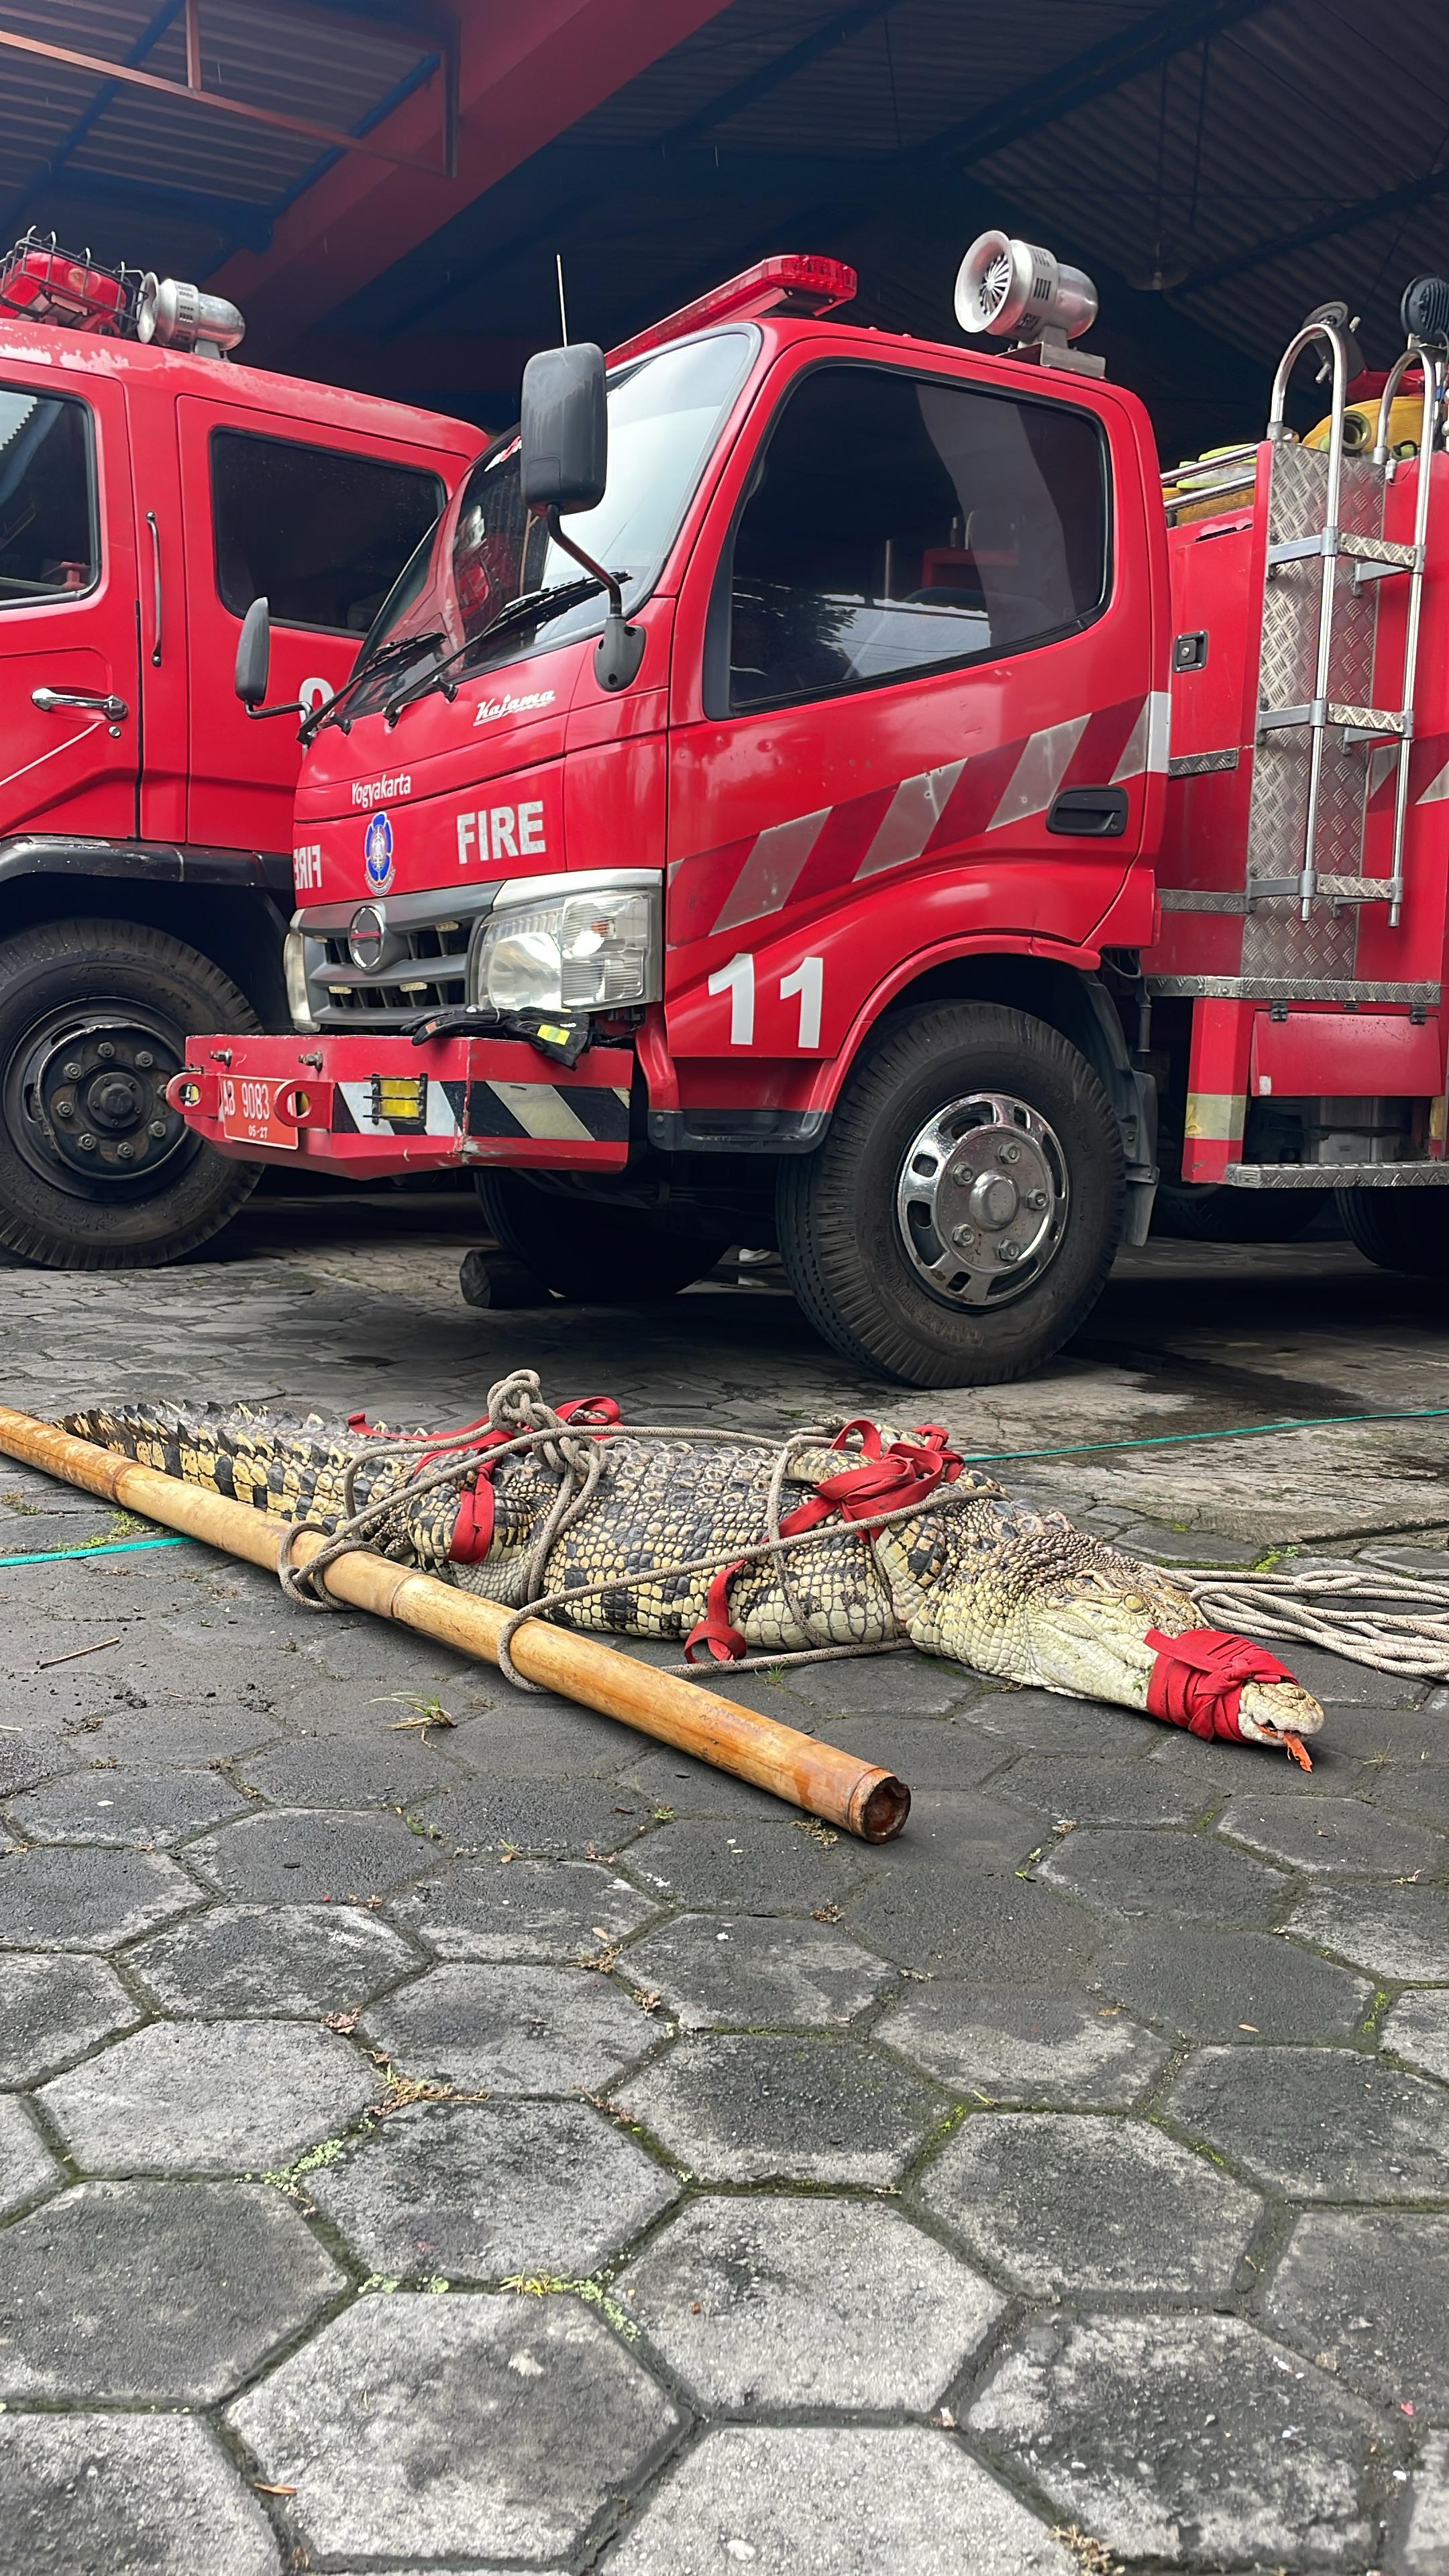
(301, 628, 445, 743)
(383, 576, 608, 724)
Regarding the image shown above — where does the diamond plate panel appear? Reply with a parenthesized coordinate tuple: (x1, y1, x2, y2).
(1243, 445, 1389, 983)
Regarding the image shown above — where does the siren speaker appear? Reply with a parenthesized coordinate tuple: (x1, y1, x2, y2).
(136, 272, 245, 358)
(954, 231, 1097, 345)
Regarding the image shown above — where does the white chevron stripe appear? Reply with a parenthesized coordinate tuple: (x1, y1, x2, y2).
(853, 760, 967, 881)
(1418, 756, 1449, 805)
(989, 716, 1089, 830)
(712, 808, 831, 933)
(488, 1081, 593, 1143)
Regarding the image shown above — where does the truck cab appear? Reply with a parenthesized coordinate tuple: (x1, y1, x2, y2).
(0, 235, 479, 1269)
(174, 245, 1449, 1387)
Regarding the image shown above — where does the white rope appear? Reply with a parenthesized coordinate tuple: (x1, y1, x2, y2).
(1150, 1560, 1449, 1681)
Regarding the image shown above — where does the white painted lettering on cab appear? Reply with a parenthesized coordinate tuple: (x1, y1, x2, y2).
(294, 844, 323, 892)
(473, 687, 556, 727)
(457, 803, 548, 867)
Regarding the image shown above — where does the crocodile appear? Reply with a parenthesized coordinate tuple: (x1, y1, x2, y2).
(61, 1390, 1324, 1758)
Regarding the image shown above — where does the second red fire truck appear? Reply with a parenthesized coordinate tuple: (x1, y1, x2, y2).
(173, 239, 1449, 1386)
(0, 233, 479, 1269)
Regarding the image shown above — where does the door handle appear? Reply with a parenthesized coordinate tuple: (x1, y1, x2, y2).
(32, 685, 129, 722)
(1046, 784, 1129, 837)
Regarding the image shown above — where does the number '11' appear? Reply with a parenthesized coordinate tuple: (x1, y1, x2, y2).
(708, 952, 823, 1048)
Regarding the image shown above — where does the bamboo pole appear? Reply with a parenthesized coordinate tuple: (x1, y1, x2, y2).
(0, 1406, 909, 1842)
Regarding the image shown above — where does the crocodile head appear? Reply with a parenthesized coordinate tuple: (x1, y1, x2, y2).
(877, 1486, 1326, 1748)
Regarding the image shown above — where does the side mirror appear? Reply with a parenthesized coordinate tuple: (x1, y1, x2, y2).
(519, 343, 606, 515)
(235, 596, 271, 707)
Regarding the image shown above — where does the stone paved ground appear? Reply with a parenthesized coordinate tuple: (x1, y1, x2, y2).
(1, 1190, 1448, 2573)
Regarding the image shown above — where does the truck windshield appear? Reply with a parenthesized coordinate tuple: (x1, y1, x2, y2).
(336, 329, 752, 725)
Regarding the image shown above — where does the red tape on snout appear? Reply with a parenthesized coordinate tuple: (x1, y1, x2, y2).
(1145, 1627, 1299, 1744)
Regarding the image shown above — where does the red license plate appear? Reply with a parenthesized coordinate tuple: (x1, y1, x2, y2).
(218, 1073, 298, 1151)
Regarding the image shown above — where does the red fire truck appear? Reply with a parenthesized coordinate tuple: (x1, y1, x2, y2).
(173, 239, 1449, 1386)
(0, 234, 479, 1269)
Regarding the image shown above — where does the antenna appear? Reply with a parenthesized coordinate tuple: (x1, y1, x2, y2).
(555, 252, 568, 347)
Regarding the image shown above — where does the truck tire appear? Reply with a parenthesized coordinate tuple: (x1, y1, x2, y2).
(475, 1173, 729, 1301)
(776, 1002, 1124, 1387)
(1152, 1180, 1318, 1242)
(0, 918, 262, 1271)
(1338, 1187, 1449, 1277)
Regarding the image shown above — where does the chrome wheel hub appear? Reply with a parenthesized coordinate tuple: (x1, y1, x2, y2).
(895, 1090, 1069, 1309)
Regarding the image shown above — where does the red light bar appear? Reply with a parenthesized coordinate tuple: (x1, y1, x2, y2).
(608, 255, 857, 367)
(0, 238, 133, 336)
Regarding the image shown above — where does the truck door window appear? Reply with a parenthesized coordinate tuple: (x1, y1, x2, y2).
(726, 364, 1108, 712)
(0, 388, 96, 604)
(210, 431, 442, 636)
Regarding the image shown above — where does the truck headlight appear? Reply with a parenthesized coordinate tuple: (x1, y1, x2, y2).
(284, 930, 319, 1032)
(475, 872, 661, 1014)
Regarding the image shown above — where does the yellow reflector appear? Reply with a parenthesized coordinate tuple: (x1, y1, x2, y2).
(370, 1074, 428, 1127)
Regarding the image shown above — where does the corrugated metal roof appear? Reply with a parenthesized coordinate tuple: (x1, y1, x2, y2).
(0, 0, 435, 277)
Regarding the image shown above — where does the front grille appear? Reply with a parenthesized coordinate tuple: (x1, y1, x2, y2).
(317, 918, 471, 1020)
(299, 888, 496, 1030)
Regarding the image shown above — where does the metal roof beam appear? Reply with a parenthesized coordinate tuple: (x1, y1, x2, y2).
(380, 0, 903, 338)
(0, 0, 185, 241)
(1181, 163, 1449, 292)
(209, 0, 737, 360)
(30, 168, 275, 258)
(926, 0, 1277, 166)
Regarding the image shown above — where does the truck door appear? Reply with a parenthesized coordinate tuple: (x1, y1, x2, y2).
(665, 353, 1155, 1067)
(0, 365, 139, 835)
(176, 402, 445, 853)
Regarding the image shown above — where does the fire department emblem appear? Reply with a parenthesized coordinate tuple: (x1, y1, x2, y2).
(364, 810, 394, 894)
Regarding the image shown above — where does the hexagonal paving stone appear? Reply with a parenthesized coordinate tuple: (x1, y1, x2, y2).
(0, 1843, 197, 1949)
(1385, 1987, 1449, 2082)
(0, 2093, 59, 2215)
(0, 2414, 280, 2576)
(1169, 2045, 1449, 2199)
(847, 1868, 1103, 1982)
(128, 1902, 417, 2016)
(187, 1806, 443, 1902)
(391, 1858, 655, 1962)
(238, 1733, 468, 1808)
(416, 1778, 649, 1858)
(227, 2291, 679, 2563)
(311, 2097, 677, 2280)
(1267, 2210, 1449, 2408)
(608, 2426, 1074, 2575)
(0, 1949, 140, 2081)
(1289, 1884, 1449, 1981)
(1097, 1923, 1373, 2044)
(970, 2313, 1379, 2569)
(362, 1962, 660, 2095)
(875, 1980, 1169, 2105)
(6, 1763, 250, 1847)
(616, 2033, 947, 2184)
(39, 2019, 376, 2176)
(1372, 1764, 1449, 1830)
(625, 1912, 887, 2031)
(622, 1817, 872, 1913)
(917, 2110, 1260, 2295)
(0, 2178, 343, 2401)
(1404, 2431, 1449, 2576)
(881, 1788, 1053, 1873)
(1218, 1791, 1446, 1877)
(616, 2196, 1001, 2408)
(970, 1688, 1163, 1758)
(1039, 1825, 1288, 1923)
(998, 1756, 1207, 1827)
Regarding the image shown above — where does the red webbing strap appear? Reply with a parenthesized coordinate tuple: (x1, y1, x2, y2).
(1145, 1626, 1299, 1744)
(443, 1395, 621, 1566)
(684, 1420, 964, 1665)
